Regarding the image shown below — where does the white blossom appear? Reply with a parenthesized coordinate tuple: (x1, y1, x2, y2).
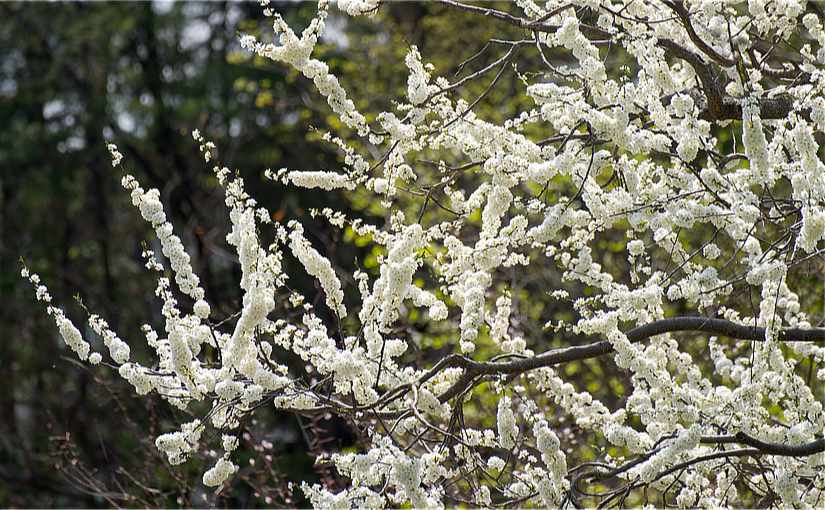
(284, 170, 356, 191)
(288, 223, 347, 317)
(497, 396, 518, 449)
(202, 458, 238, 487)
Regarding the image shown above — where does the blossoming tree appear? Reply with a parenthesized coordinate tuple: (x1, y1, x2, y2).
(23, 0, 825, 507)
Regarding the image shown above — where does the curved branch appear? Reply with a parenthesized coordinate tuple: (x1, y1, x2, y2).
(623, 316, 825, 343)
(652, 448, 760, 483)
(437, 316, 825, 402)
(702, 432, 825, 457)
(663, 0, 736, 67)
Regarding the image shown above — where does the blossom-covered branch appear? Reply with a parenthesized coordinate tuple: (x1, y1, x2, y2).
(25, 0, 825, 507)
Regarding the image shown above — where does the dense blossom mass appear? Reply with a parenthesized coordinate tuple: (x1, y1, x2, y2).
(23, 0, 825, 507)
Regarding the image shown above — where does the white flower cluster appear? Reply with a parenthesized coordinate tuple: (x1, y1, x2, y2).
(155, 419, 203, 465)
(741, 100, 772, 185)
(22, 268, 92, 361)
(288, 222, 346, 318)
(121, 174, 206, 303)
(454, 270, 491, 352)
(88, 315, 130, 364)
(555, 16, 606, 81)
(202, 458, 239, 487)
(633, 426, 701, 483)
(240, 1, 368, 135)
(497, 396, 519, 450)
(53, 308, 90, 361)
(363, 224, 433, 328)
(405, 46, 431, 106)
(282, 170, 356, 191)
(303, 437, 448, 508)
(336, 0, 379, 17)
(532, 420, 569, 506)
(106, 143, 123, 167)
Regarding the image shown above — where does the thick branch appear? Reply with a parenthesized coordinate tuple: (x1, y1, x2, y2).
(437, 316, 825, 402)
(702, 432, 825, 457)
(715, 94, 800, 121)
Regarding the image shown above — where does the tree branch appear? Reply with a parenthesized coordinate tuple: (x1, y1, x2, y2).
(663, 0, 735, 67)
(702, 432, 825, 457)
(437, 316, 825, 403)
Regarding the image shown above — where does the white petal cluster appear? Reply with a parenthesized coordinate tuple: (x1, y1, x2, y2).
(106, 143, 123, 167)
(53, 308, 90, 361)
(336, 0, 379, 16)
(288, 222, 346, 318)
(193, 299, 210, 320)
(304, 437, 448, 508)
(454, 270, 491, 352)
(741, 100, 772, 185)
(487, 456, 506, 471)
(555, 16, 606, 81)
(202, 458, 238, 487)
(497, 396, 518, 449)
(88, 314, 130, 364)
(118, 363, 156, 395)
(633, 426, 701, 483)
(533, 420, 568, 506)
(284, 170, 356, 191)
(405, 46, 431, 106)
(121, 175, 206, 303)
(23, 269, 90, 361)
(240, 1, 368, 135)
(361, 224, 431, 329)
(155, 419, 203, 465)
